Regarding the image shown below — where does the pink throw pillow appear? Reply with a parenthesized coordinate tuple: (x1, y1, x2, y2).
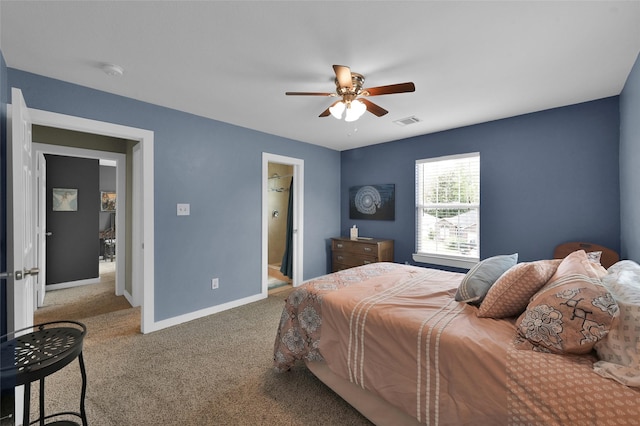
(478, 259, 561, 319)
(515, 250, 619, 354)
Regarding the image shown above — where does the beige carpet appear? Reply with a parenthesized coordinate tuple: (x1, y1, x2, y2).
(34, 262, 130, 324)
(24, 268, 372, 425)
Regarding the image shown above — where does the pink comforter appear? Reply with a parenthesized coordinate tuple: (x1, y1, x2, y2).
(273, 262, 407, 371)
(274, 263, 640, 424)
(319, 266, 514, 424)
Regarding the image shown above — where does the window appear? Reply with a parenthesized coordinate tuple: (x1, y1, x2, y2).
(414, 152, 480, 268)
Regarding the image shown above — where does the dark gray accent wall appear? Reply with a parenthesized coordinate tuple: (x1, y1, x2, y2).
(620, 52, 640, 263)
(341, 98, 621, 266)
(45, 155, 100, 284)
(8, 68, 341, 322)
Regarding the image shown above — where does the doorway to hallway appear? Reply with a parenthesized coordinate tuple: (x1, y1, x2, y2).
(27, 107, 155, 333)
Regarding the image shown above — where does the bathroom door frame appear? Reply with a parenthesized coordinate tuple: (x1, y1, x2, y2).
(261, 153, 304, 294)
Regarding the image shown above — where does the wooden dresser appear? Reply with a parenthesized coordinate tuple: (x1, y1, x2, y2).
(331, 237, 394, 272)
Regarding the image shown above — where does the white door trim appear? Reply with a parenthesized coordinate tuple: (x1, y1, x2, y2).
(36, 152, 47, 307)
(132, 143, 144, 307)
(27, 108, 156, 334)
(262, 153, 304, 295)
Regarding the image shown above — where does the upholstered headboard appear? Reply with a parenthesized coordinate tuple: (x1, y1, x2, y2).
(553, 242, 620, 269)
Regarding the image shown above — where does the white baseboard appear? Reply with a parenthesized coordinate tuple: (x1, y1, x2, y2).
(143, 273, 328, 334)
(146, 292, 267, 333)
(123, 289, 138, 307)
(47, 277, 100, 290)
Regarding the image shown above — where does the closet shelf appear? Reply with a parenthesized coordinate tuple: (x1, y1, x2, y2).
(269, 173, 292, 191)
(269, 173, 293, 180)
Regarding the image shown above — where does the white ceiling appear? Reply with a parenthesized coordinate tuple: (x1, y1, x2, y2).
(2, 1, 639, 151)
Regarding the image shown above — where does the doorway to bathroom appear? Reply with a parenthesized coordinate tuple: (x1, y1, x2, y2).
(267, 162, 293, 292)
(262, 153, 304, 296)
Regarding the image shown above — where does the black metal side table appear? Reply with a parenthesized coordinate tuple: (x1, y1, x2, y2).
(0, 321, 88, 426)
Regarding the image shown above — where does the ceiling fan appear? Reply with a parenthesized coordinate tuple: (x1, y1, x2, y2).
(285, 65, 415, 122)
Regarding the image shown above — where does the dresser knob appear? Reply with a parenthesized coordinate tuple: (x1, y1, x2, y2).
(364, 247, 372, 252)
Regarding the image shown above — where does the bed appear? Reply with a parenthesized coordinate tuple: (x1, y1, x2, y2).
(273, 245, 640, 425)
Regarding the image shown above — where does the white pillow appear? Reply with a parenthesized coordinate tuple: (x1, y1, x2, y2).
(593, 260, 640, 387)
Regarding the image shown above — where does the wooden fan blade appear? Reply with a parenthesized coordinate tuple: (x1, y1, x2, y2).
(363, 82, 415, 96)
(333, 65, 353, 89)
(360, 98, 388, 117)
(286, 92, 334, 96)
(319, 100, 340, 117)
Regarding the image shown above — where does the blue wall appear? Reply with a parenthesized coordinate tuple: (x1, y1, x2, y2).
(7, 69, 341, 322)
(620, 52, 640, 263)
(341, 98, 621, 265)
(3, 53, 637, 326)
(1, 51, 7, 335)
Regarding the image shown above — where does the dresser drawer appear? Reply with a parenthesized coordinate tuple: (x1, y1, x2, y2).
(332, 252, 378, 269)
(330, 237, 394, 273)
(332, 239, 379, 256)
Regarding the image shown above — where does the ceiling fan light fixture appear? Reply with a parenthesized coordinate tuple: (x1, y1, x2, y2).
(329, 101, 346, 119)
(344, 99, 366, 122)
(286, 65, 412, 121)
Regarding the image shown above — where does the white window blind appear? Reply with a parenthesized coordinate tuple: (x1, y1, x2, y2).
(414, 153, 480, 268)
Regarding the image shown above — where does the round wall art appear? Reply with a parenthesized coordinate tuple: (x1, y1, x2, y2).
(349, 184, 395, 220)
(354, 185, 381, 215)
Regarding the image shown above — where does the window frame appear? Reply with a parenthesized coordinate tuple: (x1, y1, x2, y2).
(413, 152, 480, 269)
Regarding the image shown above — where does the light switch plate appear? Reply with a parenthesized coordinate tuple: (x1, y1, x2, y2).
(177, 203, 190, 216)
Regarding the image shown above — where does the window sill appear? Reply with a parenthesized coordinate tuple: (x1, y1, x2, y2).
(412, 253, 478, 270)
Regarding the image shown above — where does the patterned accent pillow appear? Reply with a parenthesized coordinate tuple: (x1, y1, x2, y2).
(515, 250, 619, 354)
(454, 253, 518, 305)
(477, 259, 561, 319)
(593, 260, 640, 388)
(586, 250, 602, 264)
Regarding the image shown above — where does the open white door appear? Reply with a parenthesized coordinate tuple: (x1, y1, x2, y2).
(7, 87, 37, 424)
(7, 87, 37, 330)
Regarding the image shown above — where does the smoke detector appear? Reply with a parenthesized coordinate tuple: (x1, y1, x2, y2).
(101, 63, 124, 77)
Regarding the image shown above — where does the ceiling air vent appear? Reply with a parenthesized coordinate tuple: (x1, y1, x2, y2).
(393, 116, 421, 126)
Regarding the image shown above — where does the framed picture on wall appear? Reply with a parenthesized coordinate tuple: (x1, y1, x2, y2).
(349, 184, 395, 220)
(52, 188, 78, 211)
(101, 191, 116, 212)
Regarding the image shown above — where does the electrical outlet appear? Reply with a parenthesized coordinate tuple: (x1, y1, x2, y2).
(211, 278, 219, 290)
(177, 203, 190, 216)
